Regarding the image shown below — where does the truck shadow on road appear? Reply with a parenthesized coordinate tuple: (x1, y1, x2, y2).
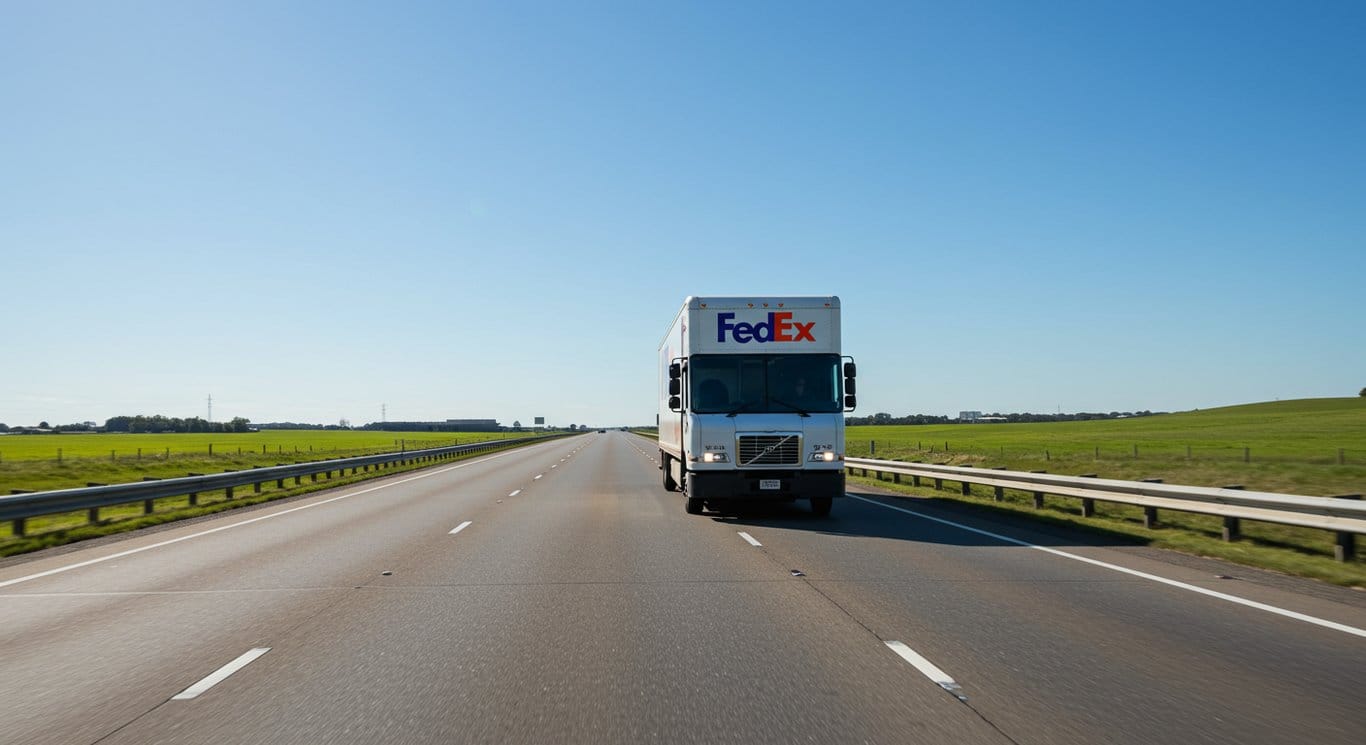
(708, 489, 1146, 549)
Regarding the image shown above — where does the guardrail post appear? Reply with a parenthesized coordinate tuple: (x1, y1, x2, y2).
(1140, 479, 1163, 527)
(992, 467, 1007, 501)
(85, 487, 104, 523)
(933, 476, 942, 490)
(1222, 517, 1240, 541)
(893, 472, 900, 484)
(959, 465, 972, 496)
(181, 474, 198, 506)
(1332, 494, 1360, 561)
(13, 517, 25, 536)
(1079, 474, 1098, 516)
(253, 466, 263, 493)
(1222, 485, 1245, 540)
(294, 475, 302, 485)
(1029, 471, 1048, 508)
(224, 471, 236, 500)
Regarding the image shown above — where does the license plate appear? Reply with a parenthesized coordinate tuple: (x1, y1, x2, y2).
(759, 479, 781, 490)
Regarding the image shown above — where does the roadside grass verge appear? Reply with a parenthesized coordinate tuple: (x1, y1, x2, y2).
(847, 472, 1366, 588)
(0, 436, 549, 558)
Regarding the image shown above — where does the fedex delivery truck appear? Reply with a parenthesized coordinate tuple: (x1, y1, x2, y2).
(658, 296, 857, 516)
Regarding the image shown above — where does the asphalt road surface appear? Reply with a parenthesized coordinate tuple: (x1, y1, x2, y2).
(2, 432, 1363, 744)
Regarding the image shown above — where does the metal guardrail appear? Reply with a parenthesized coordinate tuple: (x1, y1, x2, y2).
(0, 435, 571, 537)
(846, 457, 1365, 562)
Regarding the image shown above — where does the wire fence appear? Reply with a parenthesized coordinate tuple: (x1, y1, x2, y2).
(850, 441, 1366, 466)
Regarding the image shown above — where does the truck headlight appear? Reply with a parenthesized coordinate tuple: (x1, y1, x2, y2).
(808, 451, 838, 462)
(703, 451, 729, 463)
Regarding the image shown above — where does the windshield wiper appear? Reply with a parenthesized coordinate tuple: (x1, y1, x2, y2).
(725, 402, 756, 417)
(770, 398, 810, 417)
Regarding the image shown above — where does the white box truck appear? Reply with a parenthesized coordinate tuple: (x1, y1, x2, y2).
(658, 296, 857, 516)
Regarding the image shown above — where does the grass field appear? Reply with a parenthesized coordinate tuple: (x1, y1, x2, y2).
(847, 398, 1366, 496)
(0, 430, 538, 494)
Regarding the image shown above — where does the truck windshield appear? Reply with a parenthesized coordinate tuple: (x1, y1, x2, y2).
(689, 354, 842, 414)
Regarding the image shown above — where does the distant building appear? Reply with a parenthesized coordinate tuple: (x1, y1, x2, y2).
(959, 411, 982, 422)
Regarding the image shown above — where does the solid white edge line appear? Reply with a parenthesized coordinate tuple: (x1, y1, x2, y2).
(884, 641, 965, 699)
(0, 442, 564, 591)
(172, 647, 271, 700)
(851, 495, 1366, 639)
(448, 521, 473, 535)
(738, 531, 763, 547)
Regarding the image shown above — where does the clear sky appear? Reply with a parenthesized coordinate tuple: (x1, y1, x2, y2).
(2, 1, 1363, 428)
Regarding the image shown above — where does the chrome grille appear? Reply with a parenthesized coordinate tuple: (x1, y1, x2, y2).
(737, 434, 801, 466)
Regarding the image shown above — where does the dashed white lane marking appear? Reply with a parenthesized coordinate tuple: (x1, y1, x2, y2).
(551, 464, 557, 469)
(448, 521, 472, 535)
(508, 490, 521, 498)
(534, 474, 543, 480)
(0, 445, 559, 591)
(738, 531, 763, 547)
(885, 641, 966, 700)
(851, 495, 1366, 640)
(172, 647, 271, 700)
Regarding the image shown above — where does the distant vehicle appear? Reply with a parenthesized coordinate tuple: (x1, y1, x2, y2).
(598, 429, 606, 433)
(658, 296, 856, 516)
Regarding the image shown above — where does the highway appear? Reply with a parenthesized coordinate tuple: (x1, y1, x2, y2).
(1, 432, 1363, 744)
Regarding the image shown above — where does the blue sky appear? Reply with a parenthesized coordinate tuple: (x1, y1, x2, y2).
(2, 1, 1363, 428)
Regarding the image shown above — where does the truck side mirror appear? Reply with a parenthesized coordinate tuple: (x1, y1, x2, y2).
(844, 395, 857, 410)
(669, 395, 682, 411)
(843, 362, 856, 378)
(844, 378, 856, 395)
(669, 362, 682, 380)
(668, 379, 681, 396)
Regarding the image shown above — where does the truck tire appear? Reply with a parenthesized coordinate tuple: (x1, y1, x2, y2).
(810, 496, 833, 517)
(661, 453, 677, 491)
(685, 496, 705, 514)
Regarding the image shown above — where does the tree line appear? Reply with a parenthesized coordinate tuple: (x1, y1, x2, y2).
(103, 415, 254, 433)
(846, 410, 1163, 426)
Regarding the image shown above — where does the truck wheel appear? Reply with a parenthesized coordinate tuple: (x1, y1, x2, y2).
(661, 453, 677, 491)
(810, 496, 833, 517)
(685, 496, 705, 514)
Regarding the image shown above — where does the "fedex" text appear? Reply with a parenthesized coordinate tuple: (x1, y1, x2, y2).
(716, 312, 816, 344)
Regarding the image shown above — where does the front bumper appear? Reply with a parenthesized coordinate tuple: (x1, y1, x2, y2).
(685, 469, 844, 500)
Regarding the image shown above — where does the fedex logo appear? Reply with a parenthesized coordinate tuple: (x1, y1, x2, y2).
(716, 312, 816, 344)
